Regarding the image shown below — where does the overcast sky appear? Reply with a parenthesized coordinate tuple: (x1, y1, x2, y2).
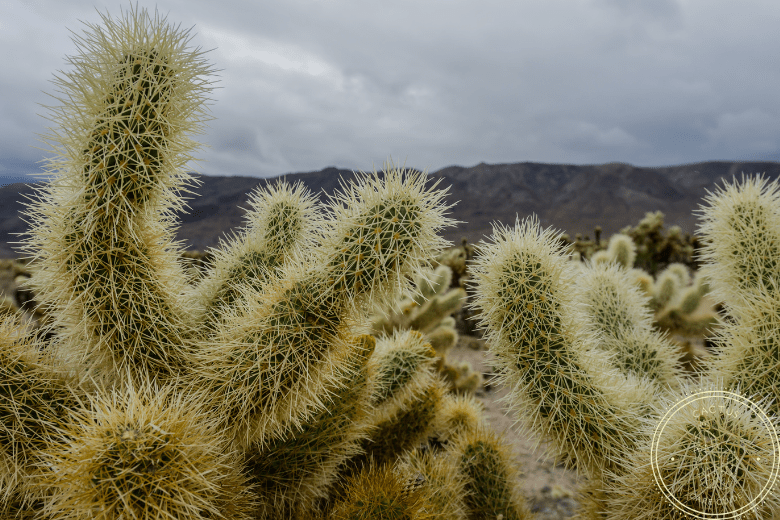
(3, 0, 780, 182)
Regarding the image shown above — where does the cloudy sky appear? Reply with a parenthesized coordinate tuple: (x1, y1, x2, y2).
(3, 0, 780, 182)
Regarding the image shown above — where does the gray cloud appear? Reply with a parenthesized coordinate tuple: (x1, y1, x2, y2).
(3, 0, 780, 180)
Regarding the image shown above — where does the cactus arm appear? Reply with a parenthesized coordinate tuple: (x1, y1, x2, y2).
(240, 335, 378, 519)
(574, 260, 687, 395)
(186, 180, 324, 338)
(14, 4, 221, 389)
(470, 215, 656, 480)
(185, 164, 456, 450)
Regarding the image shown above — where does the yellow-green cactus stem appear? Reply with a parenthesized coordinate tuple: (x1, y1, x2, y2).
(590, 250, 611, 266)
(664, 262, 691, 289)
(239, 335, 378, 520)
(446, 421, 534, 520)
(695, 173, 780, 416)
(432, 392, 487, 443)
(452, 365, 482, 396)
(184, 166, 454, 451)
(694, 172, 780, 319)
(318, 161, 455, 313)
(574, 259, 687, 395)
(677, 271, 710, 315)
(412, 264, 453, 305)
(654, 275, 719, 339)
(395, 447, 469, 520)
(425, 323, 458, 357)
(408, 287, 467, 333)
(359, 375, 448, 470)
(330, 331, 444, 497)
(328, 456, 433, 520)
(36, 378, 258, 520)
(368, 330, 439, 410)
(186, 180, 324, 338)
(652, 269, 681, 312)
(596, 376, 780, 520)
(15, 3, 221, 390)
(469, 215, 656, 480)
(0, 317, 85, 508)
(630, 268, 655, 299)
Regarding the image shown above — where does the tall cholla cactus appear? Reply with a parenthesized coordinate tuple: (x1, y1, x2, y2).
(7, 4, 456, 519)
(471, 174, 780, 519)
(16, 3, 221, 391)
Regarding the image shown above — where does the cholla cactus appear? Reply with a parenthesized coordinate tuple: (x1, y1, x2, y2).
(327, 457, 432, 520)
(469, 215, 656, 480)
(573, 259, 687, 396)
(471, 173, 780, 519)
(5, 4, 459, 519)
(447, 422, 534, 520)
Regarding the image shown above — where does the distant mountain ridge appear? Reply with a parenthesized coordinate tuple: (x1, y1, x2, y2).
(1, 160, 779, 259)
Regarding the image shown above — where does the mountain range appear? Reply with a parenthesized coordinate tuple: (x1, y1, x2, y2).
(1, 160, 779, 259)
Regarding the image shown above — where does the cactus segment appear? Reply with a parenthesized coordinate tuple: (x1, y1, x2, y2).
(598, 376, 780, 520)
(447, 422, 534, 520)
(187, 180, 324, 336)
(413, 264, 453, 305)
(694, 172, 780, 320)
(0, 318, 84, 506)
(432, 392, 487, 443)
(35, 378, 258, 520)
(185, 266, 350, 450)
(469, 215, 654, 479)
(606, 233, 637, 269)
(15, 3, 222, 390)
(328, 456, 433, 520)
(318, 160, 455, 312)
(360, 375, 448, 470)
(240, 335, 378, 519)
(574, 260, 687, 394)
(395, 447, 469, 520)
(369, 330, 438, 408)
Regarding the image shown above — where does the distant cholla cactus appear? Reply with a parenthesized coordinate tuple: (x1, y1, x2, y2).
(590, 233, 636, 269)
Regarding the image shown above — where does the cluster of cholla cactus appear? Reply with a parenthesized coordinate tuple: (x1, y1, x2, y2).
(582, 232, 719, 341)
(560, 211, 701, 277)
(0, 4, 540, 519)
(470, 172, 780, 519)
